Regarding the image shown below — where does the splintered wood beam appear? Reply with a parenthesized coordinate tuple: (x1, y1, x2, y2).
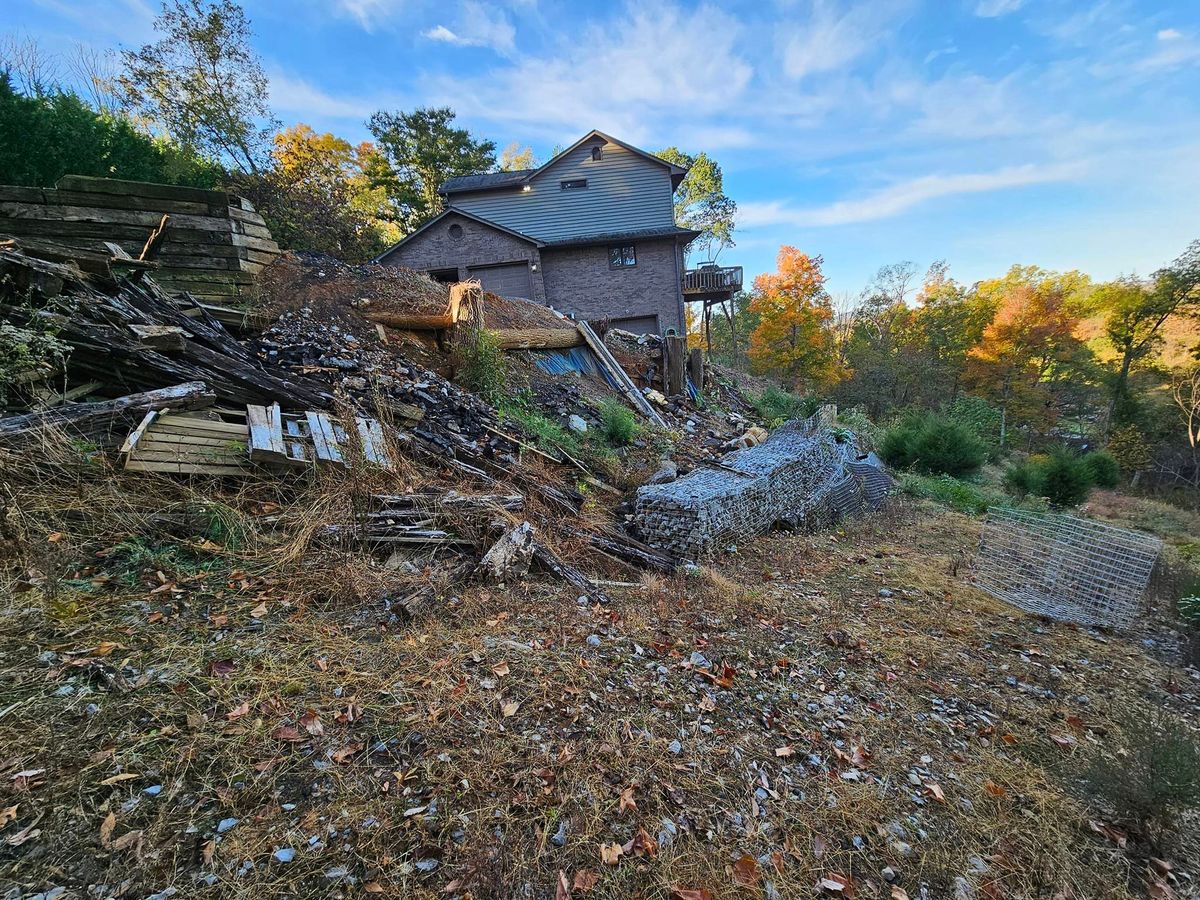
(356, 417, 391, 467)
(0, 381, 214, 449)
(139, 214, 170, 261)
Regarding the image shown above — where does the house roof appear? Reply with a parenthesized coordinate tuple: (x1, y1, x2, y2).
(372, 207, 543, 263)
(439, 129, 689, 196)
(440, 170, 533, 193)
(541, 225, 702, 249)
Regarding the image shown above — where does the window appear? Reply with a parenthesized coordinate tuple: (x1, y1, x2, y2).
(609, 244, 637, 268)
(591, 146, 603, 161)
(447, 223, 464, 241)
(560, 178, 587, 190)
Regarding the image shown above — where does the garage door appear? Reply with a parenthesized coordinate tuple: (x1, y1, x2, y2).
(468, 263, 531, 299)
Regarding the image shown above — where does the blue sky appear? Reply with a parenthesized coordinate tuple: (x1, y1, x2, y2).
(10, 0, 1200, 295)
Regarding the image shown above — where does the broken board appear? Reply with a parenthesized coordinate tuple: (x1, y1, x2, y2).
(121, 408, 249, 474)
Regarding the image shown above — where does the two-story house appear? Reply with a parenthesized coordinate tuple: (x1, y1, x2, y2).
(375, 130, 741, 336)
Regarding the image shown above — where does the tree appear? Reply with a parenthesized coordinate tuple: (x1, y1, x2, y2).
(656, 147, 736, 261)
(367, 106, 495, 231)
(965, 279, 1084, 447)
(497, 141, 536, 171)
(118, 0, 276, 174)
(747, 246, 836, 388)
(233, 123, 398, 261)
(1098, 240, 1200, 427)
(0, 72, 220, 188)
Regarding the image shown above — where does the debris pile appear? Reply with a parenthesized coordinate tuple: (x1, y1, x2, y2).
(634, 416, 892, 559)
(0, 175, 279, 305)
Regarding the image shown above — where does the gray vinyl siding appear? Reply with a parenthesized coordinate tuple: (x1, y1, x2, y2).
(449, 138, 675, 242)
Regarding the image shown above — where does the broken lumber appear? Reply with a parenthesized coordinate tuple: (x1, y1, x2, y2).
(0, 381, 214, 449)
(576, 321, 667, 429)
(664, 334, 686, 396)
(479, 521, 536, 582)
(530, 537, 611, 604)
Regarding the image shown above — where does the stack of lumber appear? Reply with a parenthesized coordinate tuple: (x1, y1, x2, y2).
(0, 175, 279, 305)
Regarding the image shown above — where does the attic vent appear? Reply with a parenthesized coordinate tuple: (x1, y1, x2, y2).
(448, 223, 464, 240)
(560, 179, 588, 191)
(591, 146, 603, 161)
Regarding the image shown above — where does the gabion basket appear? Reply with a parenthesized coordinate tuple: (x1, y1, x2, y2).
(974, 506, 1162, 629)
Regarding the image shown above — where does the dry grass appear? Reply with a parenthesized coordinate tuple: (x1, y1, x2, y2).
(1, 456, 1197, 898)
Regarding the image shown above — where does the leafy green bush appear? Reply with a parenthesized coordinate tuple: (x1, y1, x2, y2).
(1004, 457, 1044, 497)
(881, 414, 986, 477)
(1082, 450, 1120, 488)
(901, 474, 988, 514)
(597, 398, 637, 446)
(0, 322, 71, 406)
(456, 326, 507, 405)
(754, 386, 819, 425)
(1082, 708, 1200, 845)
(502, 405, 582, 458)
(945, 395, 1003, 459)
(1038, 449, 1093, 507)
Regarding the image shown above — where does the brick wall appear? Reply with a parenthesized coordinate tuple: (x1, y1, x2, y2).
(377, 212, 547, 306)
(540, 238, 685, 334)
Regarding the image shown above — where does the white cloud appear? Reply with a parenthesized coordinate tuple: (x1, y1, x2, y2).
(421, 2, 517, 55)
(426, 3, 752, 143)
(738, 164, 1081, 228)
(974, 0, 1024, 18)
(1158, 28, 1183, 41)
(334, 0, 401, 31)
(269, 72, 379, 119)
(780, 1, 903, 81)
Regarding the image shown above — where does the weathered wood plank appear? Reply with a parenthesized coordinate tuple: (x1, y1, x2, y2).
(119, 409, 160, 455)
(247, 403, 287, 463)
(356, 417, 390, 467)
(306, 411, 344, 466)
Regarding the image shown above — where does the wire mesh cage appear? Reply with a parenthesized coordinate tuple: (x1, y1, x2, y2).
(974, 506, 1163, 629)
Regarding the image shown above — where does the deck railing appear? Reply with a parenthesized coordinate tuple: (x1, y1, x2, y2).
(682, 265, 742, 295)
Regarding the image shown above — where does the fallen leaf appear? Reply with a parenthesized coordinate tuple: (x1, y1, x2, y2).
(600, 842, 624, 865)
(1088, 819, 1127, 848)
(300, 709, 324, 736)
(500, 699, 520, 718)
(732, 854, 759, 885)
(226, 701, 250, 721)
(6, 821, 40, 846)
(48, 532, 64, 542)
(573, 869, 601, 892)
(364, 882, 386, 894)
(891, 888, 910, 900)
(619, 786, 637, 814)
(983, 780, 1006, 798)
(331, 742, 363, 764)
(555, 870, 571, 900)
(492, 661, 510, 677)
(0, 805, 17, 828)
(699, 693, 717, 712)
(100, 773, 139, 786)
(775, 746, 794, 757)
(272, 725, 305, 742)
(623, 827, 657, 858)
(111, 829, 143, 854)
(99, 811, 116, 847)
(669, 888, 714, 900)
(1050, 734, 1077, 751)
(202, 839, 216, 866)
(819, 872, 854, 895)
(207, 659, 236, 678)
(922, 781, 946, 803)
(250, 601, 268, 618)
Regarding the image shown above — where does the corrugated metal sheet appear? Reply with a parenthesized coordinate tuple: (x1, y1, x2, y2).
(530, 347, 620, 389)
(451, 139, 675, 243)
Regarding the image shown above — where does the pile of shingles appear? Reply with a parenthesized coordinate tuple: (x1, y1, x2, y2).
(0, 175, 279, 307)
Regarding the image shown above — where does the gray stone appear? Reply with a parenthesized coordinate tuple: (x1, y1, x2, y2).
(567, 415, 588, 434)
(274, 848, 296, 863)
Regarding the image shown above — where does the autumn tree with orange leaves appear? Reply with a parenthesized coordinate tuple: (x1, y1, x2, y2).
(748, 246, 837, 389)
(964, 274, 1086, 448)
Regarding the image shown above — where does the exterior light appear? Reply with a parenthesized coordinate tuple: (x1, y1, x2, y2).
(522, 185, 532, 192)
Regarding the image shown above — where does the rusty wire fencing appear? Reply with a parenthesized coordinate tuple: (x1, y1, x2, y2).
(974, 506, 1162, 629)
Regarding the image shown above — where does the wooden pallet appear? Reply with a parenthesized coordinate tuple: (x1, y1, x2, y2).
(120, 404, 395, 475)
(247, 403, 395, 469)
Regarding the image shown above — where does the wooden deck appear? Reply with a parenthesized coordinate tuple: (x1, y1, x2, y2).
(681, 265, 742, 297)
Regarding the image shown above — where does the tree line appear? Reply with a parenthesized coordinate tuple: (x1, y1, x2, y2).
(0, 0, 735, 264)
(707, 244, 1200, 498)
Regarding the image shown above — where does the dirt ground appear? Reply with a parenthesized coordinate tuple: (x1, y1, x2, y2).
(2, 488, 1197, 899)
